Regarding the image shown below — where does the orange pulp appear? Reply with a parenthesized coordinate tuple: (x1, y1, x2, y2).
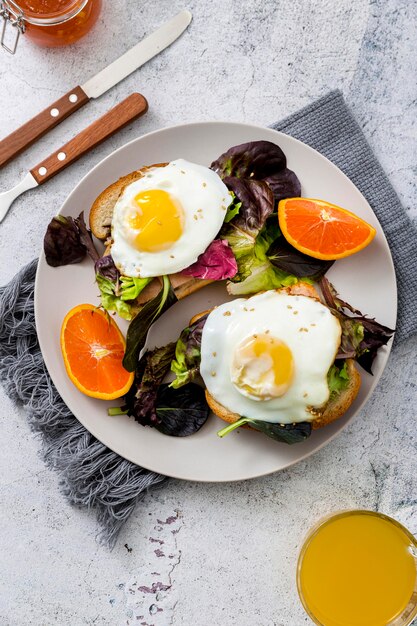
(278, 198, 376, 260)
(60, 304, 134, 400)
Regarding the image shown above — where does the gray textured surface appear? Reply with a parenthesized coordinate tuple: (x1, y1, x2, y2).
(0, 1, 416, 624)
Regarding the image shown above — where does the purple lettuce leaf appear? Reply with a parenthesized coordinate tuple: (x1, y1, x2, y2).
(211, 140, 301, 206)
(122, 342, 210, 437)
(154, 383, 210, 437)
(124, 343, 176, 426)
(267, 235, 334, 280)
(264, 168, 301, 203)
(181, 239, 238, 280)
(44, 211, 99, 267)
(95, 254, 120, 282)
(44, 215, 86, 267)
(223, 177, 275, 237)
(76, 212, 100, 263)
(320, 277, 395, 374)
(211, 140, 287, 178)
(170, 313, 208, 388)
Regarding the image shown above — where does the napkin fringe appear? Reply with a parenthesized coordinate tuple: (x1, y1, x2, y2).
(0, 260, 167, 548)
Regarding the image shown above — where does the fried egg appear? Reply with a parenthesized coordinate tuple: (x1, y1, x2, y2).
(200, 291, 342, 424)
(110, 159, 230, 278)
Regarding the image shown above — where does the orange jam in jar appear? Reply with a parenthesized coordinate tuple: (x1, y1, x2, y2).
(1, 0, 101, 49)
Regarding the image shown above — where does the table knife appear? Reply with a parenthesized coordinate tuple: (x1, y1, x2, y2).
(0, 93, 148, 223)
(0, 9, 191, 168)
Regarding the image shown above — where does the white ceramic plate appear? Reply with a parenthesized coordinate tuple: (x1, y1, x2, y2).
(35, 122, 397, 482)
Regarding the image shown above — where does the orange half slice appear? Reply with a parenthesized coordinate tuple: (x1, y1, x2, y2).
(278, 198, 376, 260)
(60, 304, 134, 400)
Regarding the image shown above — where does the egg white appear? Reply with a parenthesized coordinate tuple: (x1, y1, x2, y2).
(110, 159, 230, 278)
(200, 291, 342, 424)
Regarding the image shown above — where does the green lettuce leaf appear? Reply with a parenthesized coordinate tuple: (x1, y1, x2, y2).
(227, 261, 298, 296)
(96, 274, 133, 320)
(224, 193, 241, 223)
(123, 276, 177, 372)
(95, 273, 152, 321)
(170, 314, 208, 388)
(221, 225, 256, 281)
(217, 417, 311, 444)
(218, 178, 275, 282)
(214, 165, 299, 295)
(120, 276, 152, 301)
(327, 362, 350, 401)
(223, 218, 298, 295)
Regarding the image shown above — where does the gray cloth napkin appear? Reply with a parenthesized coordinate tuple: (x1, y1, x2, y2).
(0, 90, 415, 547)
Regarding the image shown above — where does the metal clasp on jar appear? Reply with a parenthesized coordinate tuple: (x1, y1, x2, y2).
(0, 0, 25, 54)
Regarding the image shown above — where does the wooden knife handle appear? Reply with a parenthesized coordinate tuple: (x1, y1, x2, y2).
(0, 86, 90, 168)
(30, 93, 148, 185)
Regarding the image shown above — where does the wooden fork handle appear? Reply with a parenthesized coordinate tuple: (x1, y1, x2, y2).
(0, 86, 90, 168)
(30, 93, 148, 185)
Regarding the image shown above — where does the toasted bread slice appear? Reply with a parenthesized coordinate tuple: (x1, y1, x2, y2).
(189, 309, 213, 326)
(90, 163, 213, 308)
(89, 163, 168, 241)
(169, 274, 213, 300)
(196, 284, 361, 431)
(278, 281, 320, 300)
(310, 359, 361, 429)
(206, 358, 360, 431)
(190, 283, 320, 326)
(124, 275, 214, 318)
(206, 389, 246, 425)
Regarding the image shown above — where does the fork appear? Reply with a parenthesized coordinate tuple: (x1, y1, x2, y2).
(0, 93, 148, 223)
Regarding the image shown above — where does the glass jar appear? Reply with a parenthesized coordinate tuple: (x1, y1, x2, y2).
(0, 0, 101, 53)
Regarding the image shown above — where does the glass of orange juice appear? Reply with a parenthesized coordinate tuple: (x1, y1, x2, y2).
(297, 510, 417, 626)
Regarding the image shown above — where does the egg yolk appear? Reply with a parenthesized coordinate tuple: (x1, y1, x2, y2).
(231, 334, 294, 400)
(129, 189, 184, 252)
